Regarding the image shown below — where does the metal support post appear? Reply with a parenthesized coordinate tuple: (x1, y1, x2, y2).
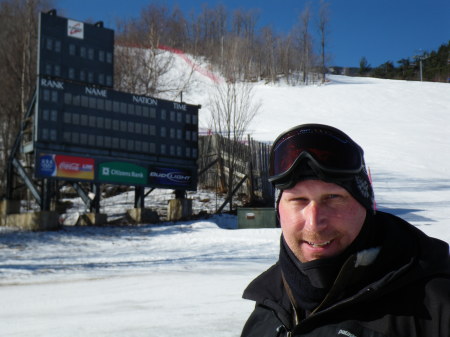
(134, 186, 145, 209)
(419, 59, 423, 82)
(72, 182, 92, 210)
(41, 179, 52, 211)
(90, 183, 101, 213)
(174, 189, 186, 199)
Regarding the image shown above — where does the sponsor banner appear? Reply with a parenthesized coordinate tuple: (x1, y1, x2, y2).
(148, 166, 192, 188)
(37, 154, 57, 177)
(67, 19, 84, 39)
(37, 153, 94, 180)
(99, 162, 147, 185)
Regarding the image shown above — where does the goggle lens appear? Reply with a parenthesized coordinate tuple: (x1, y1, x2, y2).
(269, 126, 363, 180)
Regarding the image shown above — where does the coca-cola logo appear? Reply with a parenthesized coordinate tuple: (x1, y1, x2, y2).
(59, 162, 80, 171)
(58, 162, 94, 172)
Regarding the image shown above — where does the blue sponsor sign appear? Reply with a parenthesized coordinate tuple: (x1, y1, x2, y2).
(37, 154, 57, 177)
(148, 167, 192, 188)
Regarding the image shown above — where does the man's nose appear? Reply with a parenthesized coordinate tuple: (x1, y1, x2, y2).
(304, 201, 325, 229)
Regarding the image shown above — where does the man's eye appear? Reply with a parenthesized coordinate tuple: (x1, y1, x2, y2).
(291, 197, 309, 203)
(327, 194, 341, 200)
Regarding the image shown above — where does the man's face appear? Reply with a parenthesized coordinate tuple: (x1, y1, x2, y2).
(279, 179, 366, 263)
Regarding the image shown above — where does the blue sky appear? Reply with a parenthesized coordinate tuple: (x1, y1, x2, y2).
(56, 0, 449, 68)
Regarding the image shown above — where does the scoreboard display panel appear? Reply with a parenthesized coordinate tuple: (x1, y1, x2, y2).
(38, 11, 114, 87)
(34, 78, 199, 190)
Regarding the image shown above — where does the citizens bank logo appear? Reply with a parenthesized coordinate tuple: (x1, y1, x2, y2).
(99, 162, 147, 184)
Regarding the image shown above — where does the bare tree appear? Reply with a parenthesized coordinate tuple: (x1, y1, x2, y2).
(208, 79, 261, 211)
(230, 9, 260, 80)
(278, 34, 295, 84)
(115, 4, 196, 100)
(317, 0, 330, 83)
(115, 4, 171, 96)
(0, 0, 52, 192)
(165, 6, 189, 50)
(259, 26, 278, 82)
(194, 4, 227, 64)
(293, 4, 314, 84)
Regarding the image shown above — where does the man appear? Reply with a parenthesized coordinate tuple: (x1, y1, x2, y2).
(241, 124, 450, 337)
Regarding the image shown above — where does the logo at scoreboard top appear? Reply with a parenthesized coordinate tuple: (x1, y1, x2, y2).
(67, 19, 84, 39)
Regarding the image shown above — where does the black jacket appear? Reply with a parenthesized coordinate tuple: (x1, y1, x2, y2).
(241, 211, 450, 337)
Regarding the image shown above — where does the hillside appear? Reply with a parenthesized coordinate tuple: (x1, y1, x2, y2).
(181, 52, 450, 232)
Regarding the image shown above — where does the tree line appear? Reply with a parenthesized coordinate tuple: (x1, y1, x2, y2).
(358, 42, 450, 82)
(114, 2, 330, 86)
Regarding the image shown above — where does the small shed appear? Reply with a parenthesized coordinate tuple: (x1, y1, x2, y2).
(237, 207, 277, 229)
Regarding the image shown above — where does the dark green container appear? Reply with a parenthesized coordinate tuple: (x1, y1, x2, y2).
(237, 207, 277, 229)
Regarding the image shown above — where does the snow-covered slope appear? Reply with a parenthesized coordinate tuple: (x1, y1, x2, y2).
(1, 51, 449, 337)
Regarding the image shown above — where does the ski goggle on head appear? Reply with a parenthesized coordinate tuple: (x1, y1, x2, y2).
(268, 124, 366, 189)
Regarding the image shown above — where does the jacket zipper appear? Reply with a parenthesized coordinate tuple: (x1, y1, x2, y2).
(268, 282, 375, 336)
(290, 286, 376, 336)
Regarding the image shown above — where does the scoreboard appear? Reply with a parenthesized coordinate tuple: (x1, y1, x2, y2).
(33, 11, 199, 190)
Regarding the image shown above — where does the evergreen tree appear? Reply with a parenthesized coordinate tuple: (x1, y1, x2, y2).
(359, 57, 371, 75)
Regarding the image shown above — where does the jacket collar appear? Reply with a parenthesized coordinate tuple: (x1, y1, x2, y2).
(242, 211, 450, 317)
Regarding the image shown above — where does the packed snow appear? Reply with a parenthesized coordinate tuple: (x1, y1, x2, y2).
(1, 51, 450, 337)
